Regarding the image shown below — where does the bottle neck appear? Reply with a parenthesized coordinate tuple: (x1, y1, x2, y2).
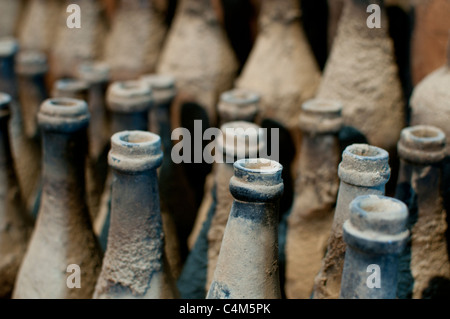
(151, 100, 172, 152)
(0, 116, 17, 192)
(41, 129, 88, 207)
(0, 55, 17, 98)
(259, 0, 301, 24)
(110, 111, 148, 134)
(208, 199, 281, 299)
(341, 0, 387, 39)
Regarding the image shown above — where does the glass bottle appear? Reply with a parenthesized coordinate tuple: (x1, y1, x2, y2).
(13, 97, 103, 298)
(312, 143, 391, 299)
(93, 130, 178, 299)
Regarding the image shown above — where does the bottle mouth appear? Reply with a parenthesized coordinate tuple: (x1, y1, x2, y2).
(299, 98, 343, 134)
(0, 92, 12, 106)
(234, 158, 282, 175)
(77, 61, 110, 83)
(109, 130, 163, 173)
(140, 74, 176, 90)
(38, 98, 90, 132)
(398, 125, 446, 164)
(220, 88, 260, 105)
(16, 50, 48, 75)
(107, 81, 153, 112)
(349, 195, 408, 236)
(338, 144, 391, 187)
(53, 78, 89, 94)
(0, 37, 18, 57)
(302, 98, 343, 114)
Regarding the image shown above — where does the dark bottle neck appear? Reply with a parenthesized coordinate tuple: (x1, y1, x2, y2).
(111, 111, 148, 134)
(0, 55, 17, 98)
(0, 115, 18, 192)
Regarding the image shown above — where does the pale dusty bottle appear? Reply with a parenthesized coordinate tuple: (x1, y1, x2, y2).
(93, 130, 178, 299)
(189, 88, 260, 249)
(1, 38, 42, 220)
(103, 0, 168, 81)
(18, 0, 62, 53)
(76, 61, 111, 223)
(285, 99, 343, 299)
(50, 0, 106, 81)
(207, 158, 283, 299)
(0, 93, 32, 299)
(316, 0, 405, 155)
(94, 80, 152, 250)
(340, 195, 409, 299)
(139, 74, 183, 280)
(312, 143, 391, 299)
(395, 125, 450, 299)
(13, 97, 103, 299)
(15, 50, 49, 139)
(409, 36, 450, 222)
(178, 121, 264, 298)
(157, 0, 239, 127)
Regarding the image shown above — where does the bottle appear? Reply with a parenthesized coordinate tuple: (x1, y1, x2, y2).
(157, 0, 239, 128)
(312, 143, 391, 299)
(15, 50, 49, 140)
(18, 0, 62, 53)
(411, 0, 450, 85)
(94, 80, 152, 250)
(139, 73, 184, 280)
(49, 0, 107, 81)
(339, 195, 409, 299)
(178, 120, 265, 299)
(395, 125, 450, 299)
(235, 0, 321, 137)
(235, 0, 321, 216)
(103, 0, 168, 81)
(409, 36, 450, 229)
(0, 0, 23, 38)
(0, 93, 32, 299)
(316, 0, 405, 156)
(76, 61, 111, 224)
(93, 130, 178, 299)
(13, 97, 103, 299)
(189, 88, 260, 249)
(207, 158, 283, 299)
(51, 78, 89, 101)
(285, 98, 343, 299)
(1, 37, 42, 219)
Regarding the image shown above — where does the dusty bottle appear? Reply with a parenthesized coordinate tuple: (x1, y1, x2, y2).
(15, 50, 49, 139)
(139, 73, 183, 280)
(50, 0, 106, 81)
(340, 195, 409, 299)
(316, 0, 405, 155)
(0, 93, 32, 299)
(1, 38, 42, 219)
(94, 80, 152, 250)
(157, 0, 239, 127)
(285, 98, 343, 299)
(410, 36, 450, 224)
(18, 0, 61, 53)
(189, 88, 260, 249)
(236, 0, 321, 138)
(206, 158, 283, 299)
(13, 97, 102, 299)
(76, 61, 111, 223)
(395, 125, 450, 299)
(178, 121, 265, 299)
(93, 130, 178, 299)
(103, 0, 168, 81)
(312, 143, 391, 299)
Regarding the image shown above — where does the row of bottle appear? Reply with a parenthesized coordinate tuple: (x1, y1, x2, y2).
(2, 86, 448, 298)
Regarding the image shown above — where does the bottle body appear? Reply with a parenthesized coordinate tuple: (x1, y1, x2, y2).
(13, 98, 102, 299)
(93, 130, 177, 299)
(312, 143, 391, 299)
(207, 158, 283, 299)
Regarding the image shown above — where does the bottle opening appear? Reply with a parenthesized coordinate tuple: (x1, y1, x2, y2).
(358, 196, 403, 214)
(49, 99, 79, 107)
(409, 126, 442, 139)
(235, 158, 282, 174)
(119, 131, 156, 144)
(348, 144, 381, 157)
